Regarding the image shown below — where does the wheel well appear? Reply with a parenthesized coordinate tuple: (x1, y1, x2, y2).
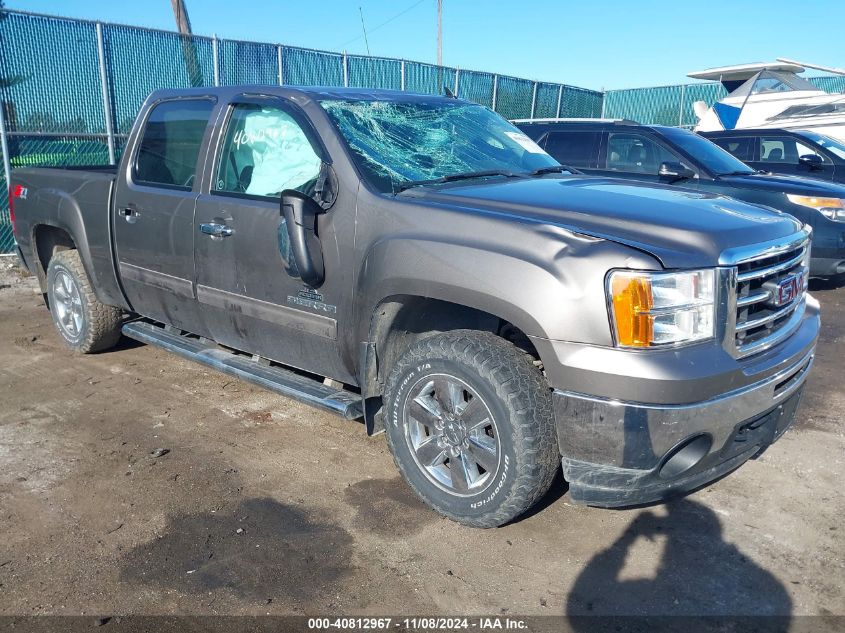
(33, 225, 76, 292)
(369, 295, 541, 391)
(361, 295, 543, 435)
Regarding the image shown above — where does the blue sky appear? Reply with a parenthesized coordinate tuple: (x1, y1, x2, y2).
(7, 0, 843, 90)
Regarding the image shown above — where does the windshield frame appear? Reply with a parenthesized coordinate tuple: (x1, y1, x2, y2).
(659, 127, 756, 177)
(316, 96, 562, 194)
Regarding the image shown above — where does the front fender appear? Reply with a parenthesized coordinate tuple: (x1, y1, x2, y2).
(356, 222, 660, 347)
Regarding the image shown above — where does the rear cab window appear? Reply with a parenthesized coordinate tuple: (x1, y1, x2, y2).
(134, 99, 216, 190)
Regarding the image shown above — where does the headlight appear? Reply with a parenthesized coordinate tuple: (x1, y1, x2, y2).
(786, 194, 845, 222)
(608, 269, 715, 348)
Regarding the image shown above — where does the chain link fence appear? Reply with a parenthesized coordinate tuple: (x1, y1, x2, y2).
(1, 9, 842, 255)
(0, 9, 605, 253)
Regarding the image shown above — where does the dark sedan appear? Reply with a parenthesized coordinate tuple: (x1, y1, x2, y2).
(516, 119, 845, 277)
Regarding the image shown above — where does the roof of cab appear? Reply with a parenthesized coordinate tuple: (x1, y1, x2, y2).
(145, 85, 462, 104)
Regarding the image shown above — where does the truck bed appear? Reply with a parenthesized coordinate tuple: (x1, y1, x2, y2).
(12, 165, 124, 308)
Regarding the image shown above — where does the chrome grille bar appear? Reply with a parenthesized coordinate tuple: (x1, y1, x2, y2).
(729, 230, 810, 359)
(736, 247, 807, 283)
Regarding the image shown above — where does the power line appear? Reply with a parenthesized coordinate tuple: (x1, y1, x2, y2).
(337, 0, 427, 49)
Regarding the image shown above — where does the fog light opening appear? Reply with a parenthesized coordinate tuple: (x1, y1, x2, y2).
(658, 434, 712, 480)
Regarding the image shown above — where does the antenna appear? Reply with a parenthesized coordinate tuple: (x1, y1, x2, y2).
(359, 6, 371, 55)
(777, 57, 845, 78)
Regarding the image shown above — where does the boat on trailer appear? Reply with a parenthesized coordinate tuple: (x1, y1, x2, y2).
(690, 59, 845, 142)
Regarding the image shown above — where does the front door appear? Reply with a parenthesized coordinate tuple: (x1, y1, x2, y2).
(112, 97, 216, 333)
(757, 135, 835, 180)
(193, 96, 356, 383)
(593, 131, 693, 185)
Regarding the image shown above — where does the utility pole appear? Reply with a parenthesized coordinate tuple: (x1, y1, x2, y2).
(170, 0, 204, 86)
(436, 0, 442, 66)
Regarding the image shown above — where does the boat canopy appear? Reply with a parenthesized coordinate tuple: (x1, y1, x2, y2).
(727, 70, 820, 99)
(688, 62, 809, 92)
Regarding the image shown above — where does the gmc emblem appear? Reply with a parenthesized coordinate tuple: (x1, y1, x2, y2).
(767, 273, 803, 308)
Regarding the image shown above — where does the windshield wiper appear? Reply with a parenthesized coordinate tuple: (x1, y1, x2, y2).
(395, 169, 519, 193)
(716, 170, 755, 177)
(527, 164, 581, 176)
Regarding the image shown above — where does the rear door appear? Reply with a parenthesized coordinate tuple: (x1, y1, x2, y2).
(708, 135, 758, 168)
(541, 130, 602, 169)
(192, 95, 357, 383)
(112, 97, 216, 333)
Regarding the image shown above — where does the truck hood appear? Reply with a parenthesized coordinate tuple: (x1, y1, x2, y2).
(717, 171, 845, 195)
(408, 176, 803, 269)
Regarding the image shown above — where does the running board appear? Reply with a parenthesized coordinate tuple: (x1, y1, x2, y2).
(121, 321, 364, 420)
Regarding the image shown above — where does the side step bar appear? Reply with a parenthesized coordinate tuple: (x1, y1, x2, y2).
(122, 321, 364, 420)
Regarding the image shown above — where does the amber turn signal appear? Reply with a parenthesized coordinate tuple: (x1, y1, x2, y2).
(610, 274, 654, 347)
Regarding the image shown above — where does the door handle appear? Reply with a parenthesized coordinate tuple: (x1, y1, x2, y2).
(121, 207, 140, 223)
(199, 222, 234, 238)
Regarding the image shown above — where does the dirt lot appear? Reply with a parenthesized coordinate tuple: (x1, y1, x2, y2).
(0, 257, 842, 622)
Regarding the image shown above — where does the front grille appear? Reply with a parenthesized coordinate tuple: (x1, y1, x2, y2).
(733, 239, 809, 357)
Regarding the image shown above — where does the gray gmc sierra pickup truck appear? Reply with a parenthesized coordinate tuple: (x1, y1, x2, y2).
(10, 87, 819, 527)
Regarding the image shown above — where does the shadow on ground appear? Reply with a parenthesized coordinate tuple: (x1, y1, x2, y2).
(566, 499, 791, 630)
(120, 497, 354, 603)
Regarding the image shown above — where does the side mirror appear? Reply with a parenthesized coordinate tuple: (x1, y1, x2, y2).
(659, 161, 696, 183)
(799, 154, 823, 170)
(280, 189, 325, 288)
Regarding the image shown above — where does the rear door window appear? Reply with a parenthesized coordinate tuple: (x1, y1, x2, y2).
(134, 99, 215, 190)
(543, 131, 601, 168)
(710, 136, 755, 162)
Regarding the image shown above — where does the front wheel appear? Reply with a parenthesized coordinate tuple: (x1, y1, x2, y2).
(383, 330, 559, 527)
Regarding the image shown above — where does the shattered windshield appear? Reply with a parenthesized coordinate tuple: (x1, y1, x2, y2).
(320, 99, 561, 192)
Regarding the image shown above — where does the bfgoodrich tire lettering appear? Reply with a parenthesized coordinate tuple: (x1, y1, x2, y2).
(47, 250, 122, 353)
(384, 330, 559, 527)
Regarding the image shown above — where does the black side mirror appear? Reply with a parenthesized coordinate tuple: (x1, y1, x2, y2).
(659, 161, 696, 183)
(280, 189, 326, 288)
(799, 154, 823, 171)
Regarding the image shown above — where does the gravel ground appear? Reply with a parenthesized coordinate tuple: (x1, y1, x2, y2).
(0, 256, 842, 623)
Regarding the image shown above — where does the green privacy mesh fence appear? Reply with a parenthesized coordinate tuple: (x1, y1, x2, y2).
(348, 55, 401, 90)
(219, 39, 278, 86)
(457, 70, 494, 108)
(0, 9, 605, 253)
(0, 141, 9, 253)
(810, 76, 845, 94)
(2, 8, 844, 256)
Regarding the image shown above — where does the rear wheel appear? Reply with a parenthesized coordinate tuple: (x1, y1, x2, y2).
(47, 250, 122, 353)
(384, 330, 559, 527)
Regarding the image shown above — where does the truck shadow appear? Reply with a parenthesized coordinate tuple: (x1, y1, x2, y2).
(566, 498, 791, 630)
(120, 497, 354, 604)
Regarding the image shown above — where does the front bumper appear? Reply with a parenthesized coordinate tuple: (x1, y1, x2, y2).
(552, 343, 815, 508)
(810, 255, 845, 278)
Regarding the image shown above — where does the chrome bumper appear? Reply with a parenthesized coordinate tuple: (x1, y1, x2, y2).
(553, 346, 814, 507)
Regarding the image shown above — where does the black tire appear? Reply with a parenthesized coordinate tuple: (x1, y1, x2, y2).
(383, 330, 559, 528)
(47, 249, 122, 353)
